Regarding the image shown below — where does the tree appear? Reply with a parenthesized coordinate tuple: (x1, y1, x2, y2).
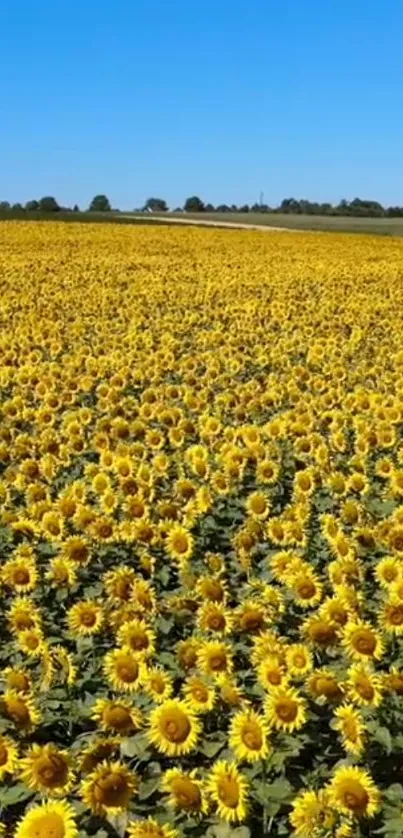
(73, 204, 80, 212)
(11, 203, 24, 212)
(144, 197, 168, 212)
(25, 200, 39, 211)
(239, 204, 250, 213)
(0, 201, 10, 211)
(184, 196, 205, 212)
(39, 196, 60, 212)
(205, 203, 215, 212)
(89, 194, 111, 212)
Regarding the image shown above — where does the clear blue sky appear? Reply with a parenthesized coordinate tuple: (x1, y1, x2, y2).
(2, 0, 403, 209)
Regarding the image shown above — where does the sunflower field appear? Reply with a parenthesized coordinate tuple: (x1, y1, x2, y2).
(1, 221, 403, 838)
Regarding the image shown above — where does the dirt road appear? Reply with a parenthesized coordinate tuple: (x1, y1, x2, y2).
(123, 215, 297, 232)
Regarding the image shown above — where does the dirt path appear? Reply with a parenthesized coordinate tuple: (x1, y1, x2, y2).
(123, 215, 298, 232)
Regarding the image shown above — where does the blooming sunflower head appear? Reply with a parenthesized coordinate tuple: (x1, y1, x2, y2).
(127, 818, 178, 838)
(265, 686, 307, 732)
(147, 699, 200, 757)
(68, 599, 104, 636)
(328, 765, 380, 819)
(14, 800, 78, 838)
(20, 743, 73, 795)
(81, 760, 138, 815)
(162, 768, 207, 813)
(207, 760, 249, 823)
(182, 675, 216, 712)
(197, 640, 233, 678)
(103, 647, 142, 692)
(117, 618, 155, 658)
(0, 734, 18, 780)
(92, 698, 143, 734)
(229, 709, 270, 762)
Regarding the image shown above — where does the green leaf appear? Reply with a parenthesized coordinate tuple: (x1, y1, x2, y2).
(138, 775, 161, 800)
(374, 726, 393, 754)
(120, 734, 150, 760)
(200, 739, 225, 758)
(0, 783, 34, 805)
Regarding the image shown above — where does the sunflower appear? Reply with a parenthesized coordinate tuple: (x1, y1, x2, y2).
(68, 600, 104, 635)
(379, 598, 403, 634)
(307, 669, 344, 703)
(285, 643, 313, 677)
(290, 571, 323, 608)
(374, 556, 402, 588)
(327, 765, 380, 818)
(46, 557, 77, 587)
(127, 818, 178, 838)
(289, 790, 329, 837)
(219, 677, 246, 707)
(207, 761, 249, 823)
(389, 526, 403, 556)
(246, 491, 270, 520)
(81, 760, 138, 815)
(162, 768, 207, 813)
(197, 601, 233, 634)
(14, 800, 78, 838)
(79, 738, 121, 774)
(256, 458, 279, 484)
(384, 666, 403, 695)
(103, 647, 142, 692)
(2, 666, 31, 694)
(102, 569, 132, 605)
(236, 600, 267, 634)
(176, 638, 200, 671)
(7, 597, 41, 632)
(198, 640, 233, 678)
(333, 704, 366, 755)
(41, 510, 64, 541)
(303, 614, 339, 648)
(320, 596, 351, 628)
(92, 698, 143, 734)
(165, 524, 194, 563)
(347, 662, 383, 707)
(62, 536, 91, 566)
(17, 626, 46, 658)
(20, 743, 73, 795)
(257, 656, 288, 690)
(0, 734, 18, 780)
(118, 618, 155, 658)
(148, 699, 200, 757)
(0, 690, 40, 729)
(343, 620, 384, 661)
(265, 686, 307, 732)
(2, 555, 38, 592)
(196, 576, 227, 603)
(229, 709, 270, 762)
(142, 667, 173, 702)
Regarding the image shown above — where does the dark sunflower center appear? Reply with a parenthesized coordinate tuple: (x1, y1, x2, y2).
(218, 776, 240, 808)
(353, 630, 376, 654)
(275, 698, 298, 722)
(162, 710, 191, 743)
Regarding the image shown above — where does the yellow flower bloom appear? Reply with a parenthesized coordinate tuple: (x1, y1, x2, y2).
(162, 767, 207, 813)
(229, 709, 270, 762)
(327, 765, 380, 818)
(207, 761, 249, 823)
(265, 686, 307, 732)
(81, 760, 138, 815)
(15, 800, 78, 838)
(20, 743, 73, 795)
(147, 699, 200, 757)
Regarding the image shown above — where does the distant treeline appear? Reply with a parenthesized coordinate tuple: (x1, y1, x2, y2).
(2, 194, 403, 218)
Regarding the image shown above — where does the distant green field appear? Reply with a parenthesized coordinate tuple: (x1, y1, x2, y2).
(157, 212, 403, 236)
(2, 210, 403, 236)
